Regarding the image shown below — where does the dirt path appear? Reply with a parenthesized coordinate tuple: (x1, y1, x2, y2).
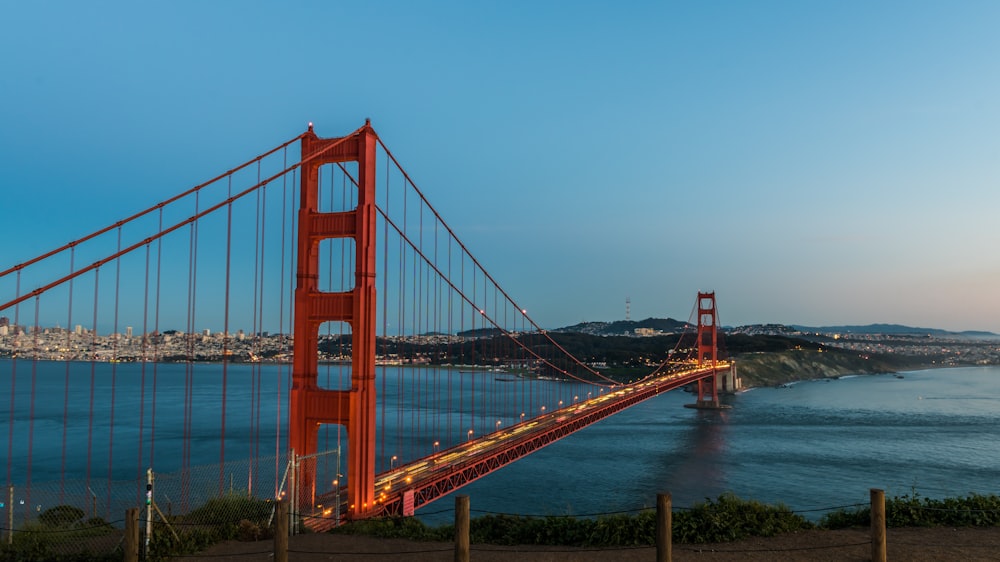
(173, 526, 1000, 561)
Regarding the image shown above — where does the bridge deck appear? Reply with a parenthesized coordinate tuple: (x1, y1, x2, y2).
(307, 363, 730, 529)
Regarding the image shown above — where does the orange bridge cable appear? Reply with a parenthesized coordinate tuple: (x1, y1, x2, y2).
(149, 206, 164, 469)
(253, 156, 265, 471)
(0, 131, 362, 314)
(275, 147, 293, 488)
(373, 139, 547, 333)
(345, 156, 614, 387)
(60, 246, 76, 501)
(219, 174, 234, 494)
(337, 156, 616, 386)
(137, 241, 151, 499)
(0, 126, 364, 313)
(645, 320, 703, 379)
(25, 298, 40, 517)
(106, 225, 124, 514)
(372, 202, 618, 387)
(85, 268, 100, 492)
(0, 132, 308, 280)
(5, 273, 19, 488)
(249, 159, 263, 473)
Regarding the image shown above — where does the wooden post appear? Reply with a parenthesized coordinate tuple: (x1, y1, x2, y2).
(657, 493, 672, 562)
(870, 488, 886, 562)
(124, 508, 139, 562)
(454, 495, 470, 562)
(274, 500, 288, 562)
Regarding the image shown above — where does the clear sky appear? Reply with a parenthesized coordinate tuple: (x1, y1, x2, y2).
(2, 1, 999, 333)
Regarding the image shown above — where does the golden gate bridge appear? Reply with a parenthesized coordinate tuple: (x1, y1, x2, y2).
(0, 122, 735, 528)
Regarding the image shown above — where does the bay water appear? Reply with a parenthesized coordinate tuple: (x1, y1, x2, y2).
(2, 360, 997, 520)
(417, 366, 1000, 520)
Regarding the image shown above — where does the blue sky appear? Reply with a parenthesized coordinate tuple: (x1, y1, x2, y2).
(2, 1, 999, 332)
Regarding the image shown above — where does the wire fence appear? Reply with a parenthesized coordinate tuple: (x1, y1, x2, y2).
(1, 451, 301, 561)
(2, 481, 999, 561)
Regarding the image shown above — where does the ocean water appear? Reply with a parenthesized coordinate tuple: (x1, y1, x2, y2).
(2, 360, 998, 520)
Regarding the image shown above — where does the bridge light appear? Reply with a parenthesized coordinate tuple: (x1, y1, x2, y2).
(467, 429, 474, 441)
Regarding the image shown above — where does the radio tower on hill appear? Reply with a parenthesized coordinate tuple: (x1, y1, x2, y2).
(625, 296, 631, 322)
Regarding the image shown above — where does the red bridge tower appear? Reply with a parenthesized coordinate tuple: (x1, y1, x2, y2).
(689, 291, 730, 409)
(289, 122, 378, 518)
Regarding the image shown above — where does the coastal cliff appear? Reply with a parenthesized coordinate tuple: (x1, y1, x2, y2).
(733, 349, 928, 389)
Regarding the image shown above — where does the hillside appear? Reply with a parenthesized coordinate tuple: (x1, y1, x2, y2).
(733, 348, 928, 388)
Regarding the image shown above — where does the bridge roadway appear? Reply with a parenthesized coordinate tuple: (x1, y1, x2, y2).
(309, 363, 731, 528)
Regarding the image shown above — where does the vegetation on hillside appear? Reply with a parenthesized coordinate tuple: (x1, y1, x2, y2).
(331, 492, 1000, 547)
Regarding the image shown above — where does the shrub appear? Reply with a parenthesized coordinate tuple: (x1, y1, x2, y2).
(38, 505, 85, 528)
(673, 493, 812, 543)
(821, 493, 1000, 529)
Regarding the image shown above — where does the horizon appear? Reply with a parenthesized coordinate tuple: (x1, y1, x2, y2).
(3, 2, 1000, 334)
(2, 314, 995, 338)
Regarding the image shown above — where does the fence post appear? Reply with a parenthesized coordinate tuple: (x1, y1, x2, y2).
(288, 451, 297, 535)
(6, 485, 13, 545)
(657, 492, 672, 562)
(870, 488, 886, 562)
(124, 508, 139, 562)
(274, 500, 288, 562)
(454, 495, 470, 562)
(145, 468, 154, 554)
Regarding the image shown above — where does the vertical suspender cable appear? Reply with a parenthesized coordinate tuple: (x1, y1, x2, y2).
(220, 174, 233, 494)
(379, 157, 390, 471)
(275, 163, 295, 497)
(337, 167, 348, 470)
(253, 162, 266, 480)
(183, 214, 194, 487)
(60, 248, 75, 502)
(459, 251, 464, 444)
(107, 226, 123, 514)
(25, 297, 40, 519)
(394, 168, 409, 466)
(411, 195, 420, 455)
(138, 242, 150, 504)
(276, 147, 290, 496)
(336, 163, 348, 492)
(433, 216, 440, 447)
(150, 208, 163, 469)
(5, 273, 19, 490)
(85, 268, 100, 496)
(251, 162, 262, 477)
(447, 238, 452, 446)
(471, 266, 476, 436)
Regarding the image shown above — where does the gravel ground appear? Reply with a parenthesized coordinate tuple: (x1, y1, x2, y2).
(172, 526, 1000, 561)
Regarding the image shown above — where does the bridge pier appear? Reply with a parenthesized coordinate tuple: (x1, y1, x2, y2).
(684, 400, 732, 410)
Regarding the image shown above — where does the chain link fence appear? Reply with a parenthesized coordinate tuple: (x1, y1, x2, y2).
(0, 449, 342, 561)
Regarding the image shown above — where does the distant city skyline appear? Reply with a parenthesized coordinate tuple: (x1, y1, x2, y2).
(3, 2, 1000, 333)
